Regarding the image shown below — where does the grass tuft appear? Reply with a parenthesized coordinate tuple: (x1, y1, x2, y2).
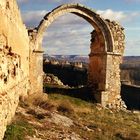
(4, 121, 34, 140)
(23, 92, 57, 112)
(57, 100, 74, 114)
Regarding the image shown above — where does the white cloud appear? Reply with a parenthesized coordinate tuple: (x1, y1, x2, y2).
(21, 10, 48, 27)
(21, 8, 140, 29)
(125, 39, 140, 56)
(125, 0, 140, 3)
(43, 24, 92, 55)
(97, 9, 126, 22)
(17, 0, 28, 4)
(126, 27, 140, 31)
(22, 10, 90, 28)
(17, 0, 86, 5)
(97, 9, 140, 23)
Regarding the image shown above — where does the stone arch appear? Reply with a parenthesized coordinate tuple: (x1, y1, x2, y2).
(29, 3, 125, 109)
(33, 4, 114, 52)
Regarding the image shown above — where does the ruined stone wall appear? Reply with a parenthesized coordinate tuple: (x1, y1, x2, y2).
(28, 29, 44, 94)
(0, 0, 29, 139)
(104, 54, 125, 108)
(88, 20, 126, 109)
(104, 20, 126, 108)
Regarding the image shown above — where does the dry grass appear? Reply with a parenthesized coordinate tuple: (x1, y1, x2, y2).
(25, 92, 48, 106)
(21, 92, 56, 112)
(5, 93, 140, 140)
(57, 100, 74, 114)
(48, 94, 140, 140)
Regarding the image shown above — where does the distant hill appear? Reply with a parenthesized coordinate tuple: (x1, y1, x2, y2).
(43, 54, 89, 63)
(44, 54, 140, 86)
(123, 56, 140, 64)
(123, 56, 140, 62)
(44, 55, 140, 64)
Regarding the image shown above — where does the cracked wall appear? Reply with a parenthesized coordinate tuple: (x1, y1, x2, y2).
(0, 0, 29, 139)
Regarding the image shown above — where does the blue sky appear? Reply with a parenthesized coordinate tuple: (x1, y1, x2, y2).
(17, 0, 140, 56)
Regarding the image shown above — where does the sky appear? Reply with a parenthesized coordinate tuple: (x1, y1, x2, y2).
(17, 0, 140, 56)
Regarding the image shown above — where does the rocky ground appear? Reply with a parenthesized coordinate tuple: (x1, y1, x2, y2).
(4, 93, 140, 140)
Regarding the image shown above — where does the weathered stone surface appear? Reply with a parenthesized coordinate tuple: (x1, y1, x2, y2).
(0, 0, 29, 139)
(106, 20, 125, 54)
(88, 20, 125, 108)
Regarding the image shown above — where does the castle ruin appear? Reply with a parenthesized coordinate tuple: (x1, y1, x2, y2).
(0, 1, 125, 139)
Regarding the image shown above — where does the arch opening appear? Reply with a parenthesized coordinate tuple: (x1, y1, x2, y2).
(42, 13, 92, 90)
(42, 13, 92, 55)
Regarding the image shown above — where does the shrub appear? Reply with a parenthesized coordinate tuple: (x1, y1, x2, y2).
(24, 92, 49, 107)
(57, 100, 74, 114)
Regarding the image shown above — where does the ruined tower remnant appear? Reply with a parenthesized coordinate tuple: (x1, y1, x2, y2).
(88, 20, 126, 108)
